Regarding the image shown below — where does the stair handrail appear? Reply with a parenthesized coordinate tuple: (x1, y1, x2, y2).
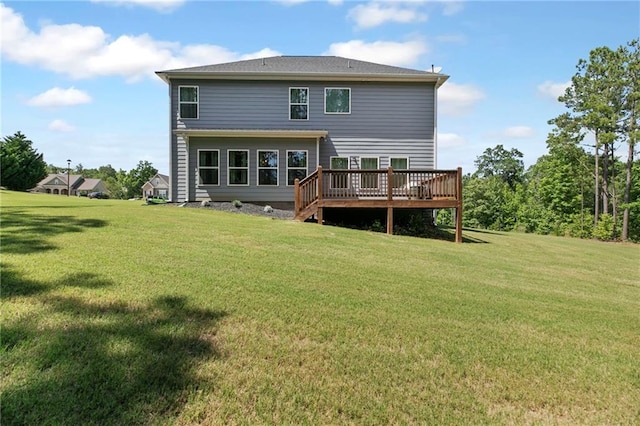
(294, 167, 321, 216)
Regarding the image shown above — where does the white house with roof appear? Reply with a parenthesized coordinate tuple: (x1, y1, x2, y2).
(33, 174, 107, 196)
(142, 173, 170, 199)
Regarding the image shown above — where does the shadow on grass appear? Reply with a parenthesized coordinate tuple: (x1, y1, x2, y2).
(1, 269, 227, 425)
(1, 265, 113, 299)
(0, 208, 107, 254)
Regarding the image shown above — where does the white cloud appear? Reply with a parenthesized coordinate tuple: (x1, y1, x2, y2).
(348, 2, 428, 29)
(537, 80, 570, 101)
(48, 119, 76, 132)
(324, 39, 428, 67)
(502, 126, 534, 138)
(90, 0, 186, 13)
(438, 82, 486, 116)
(0, 4, 281, 82)
(28, 87, 92, 107)
(438, 133, 466, 148)
(440, 0, 464, 16)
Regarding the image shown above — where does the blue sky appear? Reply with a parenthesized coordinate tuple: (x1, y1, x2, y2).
(1, 1, 638, 175)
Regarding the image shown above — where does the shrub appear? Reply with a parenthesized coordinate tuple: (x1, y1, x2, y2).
(593, 213, 614, 241)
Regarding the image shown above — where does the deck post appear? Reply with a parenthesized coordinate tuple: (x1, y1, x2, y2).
(294, 178, 300, 216)
(387, 168, 394, 234)
(317, 166, 323, 225)
(317, 166, 323, 202)
(455, 167, 463, 243)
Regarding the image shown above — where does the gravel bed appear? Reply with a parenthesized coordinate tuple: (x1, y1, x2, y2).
(168, 201, 296, 220)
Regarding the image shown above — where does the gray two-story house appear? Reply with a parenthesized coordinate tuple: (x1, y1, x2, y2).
(156, 55, 449, 203)
(157, 55, 463, 241)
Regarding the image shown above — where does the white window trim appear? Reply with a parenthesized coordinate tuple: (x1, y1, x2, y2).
(359, 156, 379, 189)
(257, 149, 279, 186)
(324, 87, 351, 115)
(227, 149, 250, 186)
(197, 149, 220, 187)
(178, 85, 199, 119)
(289, 87, 309, 120)
(389, 157, 410, 170)
(329, 155, 350, 189)
(390, 157, 410, 189)
(286, 150, 308, 186)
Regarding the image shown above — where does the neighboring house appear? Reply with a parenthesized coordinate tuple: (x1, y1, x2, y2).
(155, 56, 449, 204)
(34, 174, 106, 196)
(142, 173, 170, 199)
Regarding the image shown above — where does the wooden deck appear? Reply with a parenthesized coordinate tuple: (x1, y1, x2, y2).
(294, 166, 463, 242)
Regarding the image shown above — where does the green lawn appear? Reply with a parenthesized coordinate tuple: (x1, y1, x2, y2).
(1, 190, 639, 425)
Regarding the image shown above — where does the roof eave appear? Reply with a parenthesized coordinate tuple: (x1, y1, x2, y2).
(173, 129, 329, 138)
(156, 71, 449, 85)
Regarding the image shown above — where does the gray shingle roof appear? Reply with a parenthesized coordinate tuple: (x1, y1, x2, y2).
(76, 178, 103, 191)
(156, 56, 448, 85)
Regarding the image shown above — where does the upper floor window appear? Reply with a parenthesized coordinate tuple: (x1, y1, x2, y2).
(179, 86, 198, 119)
(287, 150, 308, 185)
(228, 150, 249, 186)
(198, 150, 219, 186)
(290, 88, 309, 120)
(325, 88, 350, 114)
(258, 150, 279, 186)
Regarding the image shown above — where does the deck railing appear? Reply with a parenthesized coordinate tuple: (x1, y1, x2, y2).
(296, 167, 461, 212)
(294, 169, 320, 217)
(320, 168, 460, 200)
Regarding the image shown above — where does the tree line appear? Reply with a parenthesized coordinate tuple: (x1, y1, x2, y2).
(0, 131, 157, 200)
(439, 39, 639, 242)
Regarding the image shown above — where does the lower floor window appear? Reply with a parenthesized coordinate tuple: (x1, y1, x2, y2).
(287, 150, 308, 185)
(390, 157, 409, 188)
(330, 156, 349, 189)
(360, 157, 379, 189)
(198, 150, 219, 185)
(258, 150, 278, 186)
(228, 150, 249, 185)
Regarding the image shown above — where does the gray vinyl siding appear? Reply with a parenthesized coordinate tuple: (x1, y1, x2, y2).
(320, 137, 434, 170)
(170, 80, 434, 138)
(188, 137, 317, 202)
(171, 135, 188, 202)
(169, 79, 436, 202)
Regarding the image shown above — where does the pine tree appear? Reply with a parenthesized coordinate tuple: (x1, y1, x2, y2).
(0, 132, 48, 191)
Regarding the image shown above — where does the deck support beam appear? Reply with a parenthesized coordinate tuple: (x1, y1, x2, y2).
(455, 167, 463, 243)
(387, 207, 393, 235)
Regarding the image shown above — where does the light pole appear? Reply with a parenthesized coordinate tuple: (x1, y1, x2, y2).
(67, 159, 71, 196)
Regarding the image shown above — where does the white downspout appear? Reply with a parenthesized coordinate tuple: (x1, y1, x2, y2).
(185, 135, 190, 202)
(434, 78, 440, 170)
